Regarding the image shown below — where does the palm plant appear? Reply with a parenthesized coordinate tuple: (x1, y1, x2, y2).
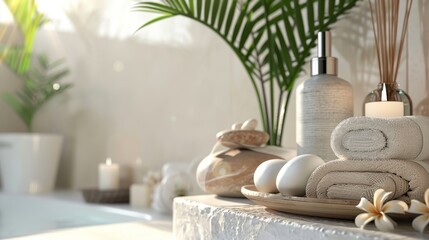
(135, 0, 360, 146)
(0, 0, 72, 132)
(3, 55, 71, 131)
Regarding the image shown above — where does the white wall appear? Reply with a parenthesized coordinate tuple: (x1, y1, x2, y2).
(0, 0, 427, 189)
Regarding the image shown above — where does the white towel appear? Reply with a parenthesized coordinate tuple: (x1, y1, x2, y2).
(306, 159, 429, 203)
(330, 116, 429, 160)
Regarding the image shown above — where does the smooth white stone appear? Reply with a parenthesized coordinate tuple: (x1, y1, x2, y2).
(254, 159, 286, 193)
(276, 154, 325, 196)
(232, 123, 243, 130)
(241, 118, 258, 130)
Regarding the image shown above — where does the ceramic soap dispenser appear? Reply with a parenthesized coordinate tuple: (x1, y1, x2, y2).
(296, 31, 353, 161)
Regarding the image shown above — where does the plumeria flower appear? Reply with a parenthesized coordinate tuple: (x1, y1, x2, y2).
(408, 188, 429, 233)
(355, 189, 408, 231)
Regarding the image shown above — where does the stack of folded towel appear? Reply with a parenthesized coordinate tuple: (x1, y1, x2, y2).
(306, 116, 429, 203)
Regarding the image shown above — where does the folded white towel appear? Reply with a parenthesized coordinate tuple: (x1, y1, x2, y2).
(330, 116, 429, 160)
(306, 159, 429, 203)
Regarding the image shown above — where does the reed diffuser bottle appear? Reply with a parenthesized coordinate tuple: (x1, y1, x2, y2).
(364, 0, 413, 117)
(296, 31, 353, 161)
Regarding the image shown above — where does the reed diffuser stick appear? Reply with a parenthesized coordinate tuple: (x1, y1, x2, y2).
(369, 0, 413, 85)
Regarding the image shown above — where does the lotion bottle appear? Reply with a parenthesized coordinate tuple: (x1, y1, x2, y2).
(296, 31, 353, 161)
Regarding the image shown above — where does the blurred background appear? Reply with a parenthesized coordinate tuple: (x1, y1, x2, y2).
(0, 0, 427, 190)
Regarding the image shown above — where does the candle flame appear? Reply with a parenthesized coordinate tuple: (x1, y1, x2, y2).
(106, 158, 112, 165)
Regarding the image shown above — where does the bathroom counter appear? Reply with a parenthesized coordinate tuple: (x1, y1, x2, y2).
(0, 191, 172, 239)
(174, 195, 428, 240)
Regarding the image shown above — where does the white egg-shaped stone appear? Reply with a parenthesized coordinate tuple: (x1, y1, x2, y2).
(254, 159, 287, 193)
(232, 123, 242, 130)
(276, 154, 325, 196)
(241, 118, 258, 130)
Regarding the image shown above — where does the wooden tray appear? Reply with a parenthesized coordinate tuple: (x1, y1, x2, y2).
(82, 188, 130, 204)
(241, 185, 415, 220)
(241, 185, 362, 220)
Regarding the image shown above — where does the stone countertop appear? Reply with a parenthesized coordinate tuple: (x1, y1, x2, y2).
(173, 195, 428, 240)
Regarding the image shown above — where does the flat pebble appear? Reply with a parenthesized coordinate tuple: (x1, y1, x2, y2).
(217, 130, 269, 148)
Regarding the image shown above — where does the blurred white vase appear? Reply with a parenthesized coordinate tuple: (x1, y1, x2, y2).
(0, 133, 63, 193)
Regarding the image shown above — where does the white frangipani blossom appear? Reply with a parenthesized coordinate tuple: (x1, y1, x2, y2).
(408, 188, 429, 233)
(355, 189, 408, 231)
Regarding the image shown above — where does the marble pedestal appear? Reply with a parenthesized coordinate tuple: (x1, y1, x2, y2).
(174, 195, 427, 240)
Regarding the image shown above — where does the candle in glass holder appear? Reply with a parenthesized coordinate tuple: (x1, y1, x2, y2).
(365, 101, 404, 118)
(98, 158, 120, 190)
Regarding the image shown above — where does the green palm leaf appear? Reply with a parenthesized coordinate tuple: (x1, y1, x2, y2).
(0, 1, 72, 132)
(2, 55, 71, 132)
(0, 0, 47, 73)
(135, 0, 359, 146)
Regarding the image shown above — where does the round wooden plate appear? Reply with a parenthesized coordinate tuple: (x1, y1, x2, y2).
(241, 185, 362, 219)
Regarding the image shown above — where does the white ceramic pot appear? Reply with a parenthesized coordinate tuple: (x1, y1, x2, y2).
(0, 133, 63, 193)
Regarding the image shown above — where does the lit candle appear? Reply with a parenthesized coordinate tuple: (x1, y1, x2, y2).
(98, 158, 120, 190)
(365, 101, 404, 118)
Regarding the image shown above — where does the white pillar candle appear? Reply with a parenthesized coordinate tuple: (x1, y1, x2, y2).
(365, 101, 404, 118)
(98, 158, 120, 190)
(133, 158, 146, 184)
(130, 183, 151, 208)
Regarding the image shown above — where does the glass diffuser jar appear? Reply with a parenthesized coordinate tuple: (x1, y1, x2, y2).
(363, 82, 413, 117)
(364, 0, 414, 118)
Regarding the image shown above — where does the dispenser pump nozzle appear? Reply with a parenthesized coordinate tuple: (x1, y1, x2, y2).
(317, 31, 331, 57)
(311, 31, 337, 76)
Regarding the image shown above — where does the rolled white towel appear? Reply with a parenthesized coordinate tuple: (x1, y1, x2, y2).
(331, 116, 429, 160)
(306, 159, 429, 203)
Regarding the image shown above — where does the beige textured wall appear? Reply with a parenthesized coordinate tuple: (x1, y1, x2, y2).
(0, 1, 427, 189)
